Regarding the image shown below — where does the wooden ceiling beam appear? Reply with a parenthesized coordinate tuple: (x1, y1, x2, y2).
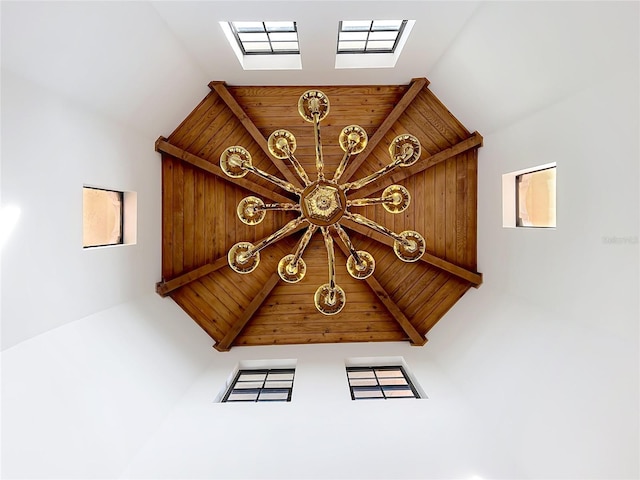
(156, 224, 307, 297)
(341, 220, 483, 287)
(340, 77, 429, 183)
(333, 240, 426, 346)
(351, 131, 484, 199)
(209, 81, 303, 188)
(214, 272, 281, 352)
(156, 137, 293, 204)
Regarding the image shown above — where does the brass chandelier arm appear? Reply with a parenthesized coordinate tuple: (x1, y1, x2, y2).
(291, 224, 318, 268)
(313, 113, 326, 181)
(321, 227, 337, 292)
(332, 149, 353, 183)
(343, 158, 403, 192)
(283, 147, 312, 187)
(240, 216, 307, 261)
(257, 202, 301, 212)
(241, 162, 302, 196)
(334, 223, 363, 266)
(347, 197, 394, 208)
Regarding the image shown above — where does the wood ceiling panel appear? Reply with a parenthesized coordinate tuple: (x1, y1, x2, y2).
(158, 79, 482, 350)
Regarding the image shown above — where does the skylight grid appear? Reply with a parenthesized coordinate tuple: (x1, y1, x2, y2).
(337, 20, 407, 54)
(229, 21, 299, 55)
(222, 369, 295, 402)
(346, 366, 419, 400)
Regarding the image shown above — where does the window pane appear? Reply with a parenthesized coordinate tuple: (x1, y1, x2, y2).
(348, 370, 376, 379)
(384, 388, 416, 398)
(234, 381, 265, 389)
(342, 20, 372, 31)
(271, 42, 299, 51)
(258, 391, 289, 401)
(227, 391, 260, 401)
(372, 20, 403, 30)
(233, 22, 265, 32)
(243, 42, 272, 52)
(239, 32, 269, 42)
(269, 32, 298, 42)
(266, 372, 294, 381)
(339, 31, 368, 41)
(375, 369, 403, 378)
(517, 168, 556, 227)
(368, 31, 399, 41)
(237, 372, 267, 382)
(264, 21, 295, 31)
(264, 381, 293, 389)
(349, 378, 378, 387)
(378, 377, 408, 386)
(353, 388, 384, 399)
(338, 41, 366, 51)
(83, 187, 123, 247)
(365, 40, 396, 51)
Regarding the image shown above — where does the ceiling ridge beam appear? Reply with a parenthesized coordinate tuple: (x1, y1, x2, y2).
(209, 81, 302, 188)
(156, 224, 306, 296)
(341, 220, 483, 286)
(156, 136, 292, 204)
(340, 77, 429, 183)
(333, 240, 426, 346)
(214, 272, 281, 352)
(351, 131, 484, 199)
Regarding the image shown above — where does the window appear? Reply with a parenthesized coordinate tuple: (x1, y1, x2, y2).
(346, 366, 420, 400)
(222, 368, 295, 402)
(83, 187, 123, 248)
(502, 163, 556, 228)
(337, 20, 407, 54)
(229, 21, 299, 55)
(516, 167, 556, 227)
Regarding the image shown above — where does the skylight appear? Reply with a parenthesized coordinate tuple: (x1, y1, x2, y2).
(229, 21, 299, 55)
(337, 20, 407, 54)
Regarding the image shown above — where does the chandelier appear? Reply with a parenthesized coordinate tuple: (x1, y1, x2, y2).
(220, 90, 425, 315)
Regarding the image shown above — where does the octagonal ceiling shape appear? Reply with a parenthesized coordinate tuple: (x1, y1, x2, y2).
(155, 78, 483, 351)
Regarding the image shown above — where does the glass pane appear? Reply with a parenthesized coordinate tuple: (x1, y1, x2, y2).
(83, 188, 123, 247)
(341, 20, 372, 31)
(233, 22, 265, 32)
(338, 41, 366, 51)
(339, 31, 368, 41)
(348, 370, 376, 379)
(269, 32, 298, 42)
(227, 391, 259, 401)
(372, 20, 403, 30)
(368, 31, 399, 41)
(349, 378, 378, 387)
(353, 388, 384, 399)
(375, 369, 403, 378)
(271, 42, 299, 51)
(384, 388, 416, 398)
(264, 21, 295, 31)
(258, 391, 289, 401)
(237, 372, 267, 382)
(517, 168, 556, 227)
(234, 381, 265, 389)
(243, 42, 272, 52)
(239, 32, 269, 43)
(365, 40, 396, 51)
(264, 381, 293, 389)
(266, 372, 294, 381)
(378, 377, 408, 386)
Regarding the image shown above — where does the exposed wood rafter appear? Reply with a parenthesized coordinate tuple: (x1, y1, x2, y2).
(156, 137, 292, 204)
(340, 77, 429, 183)
(214, 272, 282, 352)
(333, 239, 427, 346)
(341, 220, 483, 286)
(352, 131, 483, 199)
(209, 81, 303, 188)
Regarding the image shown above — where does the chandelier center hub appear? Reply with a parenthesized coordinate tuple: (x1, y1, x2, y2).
(301, 182, 347, 226)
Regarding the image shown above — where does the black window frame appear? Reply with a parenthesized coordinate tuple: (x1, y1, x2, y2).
(222, 368, 295, 403)
(346, 365, 420, 400)
(229, 21, 300, 56)
(515, 166, 556, 228)
(337, 20, 408, 54)
(82, 186, 124, 248)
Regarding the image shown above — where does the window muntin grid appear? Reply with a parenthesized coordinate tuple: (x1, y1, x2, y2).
(337, 20, 407, 54)
(346, 366, 419, 400)
(222, 368, 295, 402)
(229, 21, 300, 55)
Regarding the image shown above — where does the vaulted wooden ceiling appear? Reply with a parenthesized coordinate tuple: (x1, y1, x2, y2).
(155, 78, 482, 351)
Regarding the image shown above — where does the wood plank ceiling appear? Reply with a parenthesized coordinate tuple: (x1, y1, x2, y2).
(156, 78, 483, 351)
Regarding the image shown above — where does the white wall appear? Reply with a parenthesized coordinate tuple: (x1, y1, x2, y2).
(1, 294, 214, 479)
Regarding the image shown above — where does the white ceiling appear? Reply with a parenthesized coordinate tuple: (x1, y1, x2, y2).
(3, 1, 636, 140)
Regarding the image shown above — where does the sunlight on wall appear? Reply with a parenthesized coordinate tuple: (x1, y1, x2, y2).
(0, 205, 21, 249)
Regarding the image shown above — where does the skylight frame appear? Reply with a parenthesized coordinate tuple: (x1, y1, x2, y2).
(229, 21, 300, 56)
(337, 20, 408, 54)
(221, 368, 296, 402)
